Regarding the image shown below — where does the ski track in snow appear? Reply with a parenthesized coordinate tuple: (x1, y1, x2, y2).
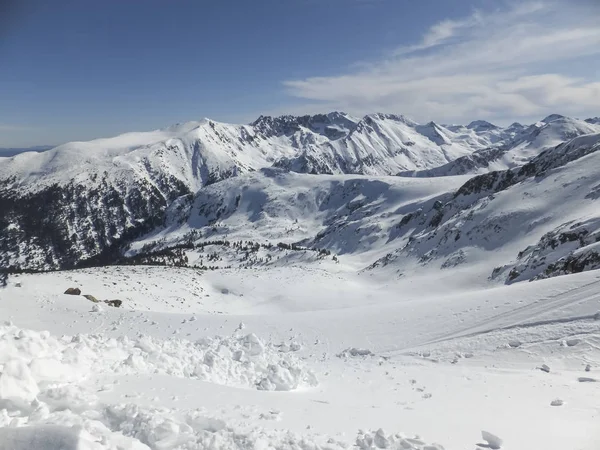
(417, 277, 600, 347)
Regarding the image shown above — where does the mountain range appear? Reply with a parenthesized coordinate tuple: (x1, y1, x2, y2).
(1, 112, 600, 286)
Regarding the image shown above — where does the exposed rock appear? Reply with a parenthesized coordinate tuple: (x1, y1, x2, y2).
(83, 294, 99, 303)
(496, 218, 600, 284)
(64, 287, 81, 295)
(565, 339, 580, 347)
(539, 364, 550, 373)
(104, 299, 122, 308)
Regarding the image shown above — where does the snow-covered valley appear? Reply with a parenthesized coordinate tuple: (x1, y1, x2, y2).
(1, 112, 600, 450)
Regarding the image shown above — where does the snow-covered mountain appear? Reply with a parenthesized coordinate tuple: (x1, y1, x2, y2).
(119, 130, 600, 289)
(0, 112, 492, 270)
(398, 116, 600, 177)
(3, 115, 600, 450)
(125, 169, 470, 268)
(1, 112, 600, 276)
(372, 132, 600, 283)
(585, 117, 600, 125)
(271, 114, 505, 175)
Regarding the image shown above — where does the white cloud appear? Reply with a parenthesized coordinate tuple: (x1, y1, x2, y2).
(282, 0, 600, 124)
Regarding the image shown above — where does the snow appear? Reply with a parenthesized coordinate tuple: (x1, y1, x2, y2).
(0, 112, 490, 198)
(2, 112, 600, 450)
(0, 324, 316, 392)
(1, 265, 600, 450)
(481, 431, 503, 449)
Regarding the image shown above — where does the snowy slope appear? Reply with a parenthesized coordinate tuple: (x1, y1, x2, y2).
(1, 112, 600, 273)
(373, 133, 600, 284)
(127, 168, 471, 263)
(122, 132, 600, 290)
(0, 112, 492, 271)
(2, 113, 600, 450)
(0, 262, 599, 450)
(0, 119, 298, 270)
(399, 116, 600, 177)
(272, 114, 495, 175)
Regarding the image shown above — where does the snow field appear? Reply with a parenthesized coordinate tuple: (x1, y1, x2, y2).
(2, 267, 600, 449)
(0, 324, 447, 450)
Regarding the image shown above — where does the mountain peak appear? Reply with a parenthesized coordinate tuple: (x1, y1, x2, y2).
(251, 112, 358, 139)
(541, 114, 566, 123)
(467, 120, 499, 131)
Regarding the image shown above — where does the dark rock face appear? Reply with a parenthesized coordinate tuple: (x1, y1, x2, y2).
(251, 113, 356, 139)
(83, 294, 99, 303)
(497, 219, 600, 283)
(544, 251, 600, 277)
(0, 174, 191, 271)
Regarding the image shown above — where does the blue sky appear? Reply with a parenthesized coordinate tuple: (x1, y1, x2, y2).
(1, 0, 599, 147)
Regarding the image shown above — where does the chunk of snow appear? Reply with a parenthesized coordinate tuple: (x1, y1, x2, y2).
(337, 347, 373, 357)
(481, 430, 503, 449)
(356, 429, 444, 450)
(0, 325, 317, 392)
(0, 359, 40, 404)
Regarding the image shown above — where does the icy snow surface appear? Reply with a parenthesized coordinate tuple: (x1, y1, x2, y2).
(1, 265, 600, 450)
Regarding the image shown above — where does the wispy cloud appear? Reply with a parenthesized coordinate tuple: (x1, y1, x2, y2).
(283, 0, 600, 123)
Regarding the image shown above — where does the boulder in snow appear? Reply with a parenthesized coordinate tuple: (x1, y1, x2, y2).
(578, 377, 597, 383)
(539, 364, 550, 373)
(105, 299, 122, 308)
(64, 287, 81, 295)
